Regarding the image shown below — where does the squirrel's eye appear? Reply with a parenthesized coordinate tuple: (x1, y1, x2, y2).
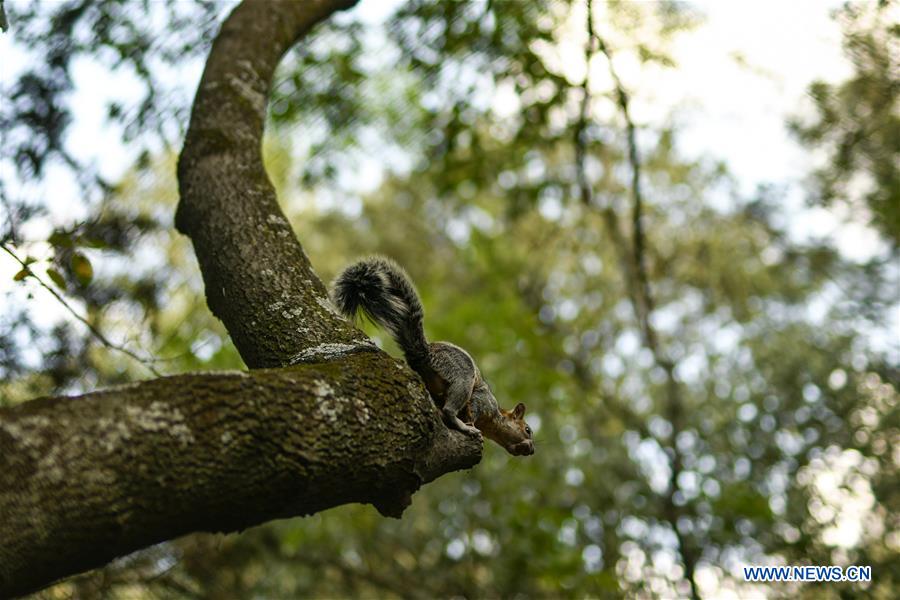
(525, 426, 532, 435)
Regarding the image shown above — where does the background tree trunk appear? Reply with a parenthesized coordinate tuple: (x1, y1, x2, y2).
(0, 0, 483, 595)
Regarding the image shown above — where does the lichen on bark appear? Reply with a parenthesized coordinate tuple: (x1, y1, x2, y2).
(1, 353, 482, 597)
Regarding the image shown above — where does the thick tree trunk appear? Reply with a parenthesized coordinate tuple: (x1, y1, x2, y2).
(0, 0, 483, 596)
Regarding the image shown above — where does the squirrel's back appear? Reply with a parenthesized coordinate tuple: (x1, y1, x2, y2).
(331, 257, 430, 370)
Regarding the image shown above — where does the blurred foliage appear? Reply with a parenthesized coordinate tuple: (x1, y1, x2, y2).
(2, 0, 898, 599)
(789, 0, 900, 248)
(0, 0, 224, 180)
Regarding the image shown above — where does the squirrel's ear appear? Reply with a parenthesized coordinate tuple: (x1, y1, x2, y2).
(513, 403, 526, 419)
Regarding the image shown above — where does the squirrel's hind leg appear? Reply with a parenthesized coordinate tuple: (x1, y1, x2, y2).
(442, 378, 480, 436)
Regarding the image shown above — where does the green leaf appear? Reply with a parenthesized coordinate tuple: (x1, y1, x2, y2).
(48, 231, 74, 248)
(46, 268, 66, 290)
(13, 269, 29, 281)
(71, 253, 93, 285)
(80, 236, 110, 249)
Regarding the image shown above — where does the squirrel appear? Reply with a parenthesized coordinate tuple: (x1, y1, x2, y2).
(332, 257, 534, 456)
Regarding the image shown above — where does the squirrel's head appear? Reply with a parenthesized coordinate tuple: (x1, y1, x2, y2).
(494, 402, 534, 456)
(471, 380, 534, 456)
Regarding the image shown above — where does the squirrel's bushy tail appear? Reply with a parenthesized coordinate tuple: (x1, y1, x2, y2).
(332, 257, 430, 369)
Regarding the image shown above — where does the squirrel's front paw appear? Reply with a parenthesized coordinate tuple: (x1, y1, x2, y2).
(463, 423, 481, 437)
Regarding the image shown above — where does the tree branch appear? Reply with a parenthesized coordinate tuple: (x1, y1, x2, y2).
(0, 352, 481, 597)
(175, 0, 370, 369)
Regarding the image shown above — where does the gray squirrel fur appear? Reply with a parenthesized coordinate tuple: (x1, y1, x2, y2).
(332, 257, 534, 456)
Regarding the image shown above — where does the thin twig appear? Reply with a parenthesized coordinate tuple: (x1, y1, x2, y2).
(575, 0, 597, 210)
(0, 191, 17, 243)
(595, 38, 660, 354)
(576, 3, 700, 598)
(574, 0, 652, 438)
(574, 2, 645, 343)
(1, 242, 162, 377)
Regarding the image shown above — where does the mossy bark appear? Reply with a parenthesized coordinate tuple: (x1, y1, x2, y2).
(175, 0, 369, 369)
(0, 353, 481, 597)
(0, 0, 483, 596)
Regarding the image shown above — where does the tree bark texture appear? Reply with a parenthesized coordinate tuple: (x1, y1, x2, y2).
(1, 0, 484, 596)
(176, 0, 369, 369)
(0, 354, 481, 597)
